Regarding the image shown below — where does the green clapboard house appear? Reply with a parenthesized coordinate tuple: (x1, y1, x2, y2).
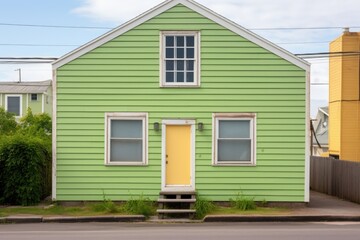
(52, 0, 310, 204)
(0, 80, 52, 118)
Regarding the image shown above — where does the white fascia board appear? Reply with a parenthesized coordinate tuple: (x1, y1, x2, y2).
(304, 70, 311, 202)
(319, 107, 329, 116)
(182, 0, 310, 71)
(52, 70, 57, 200)
(53, 0, 309, 71)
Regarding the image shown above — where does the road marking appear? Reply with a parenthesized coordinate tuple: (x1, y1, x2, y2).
(315, 222, 360, 226)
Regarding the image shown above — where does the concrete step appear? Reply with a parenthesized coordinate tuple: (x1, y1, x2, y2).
(157, 198, 196, 203)
(156, 209, 196, 214)
(160, 191, 196, 195)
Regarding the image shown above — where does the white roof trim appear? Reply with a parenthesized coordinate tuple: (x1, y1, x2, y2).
(53, 0, 310, 70)
(319, 107, 329, 116)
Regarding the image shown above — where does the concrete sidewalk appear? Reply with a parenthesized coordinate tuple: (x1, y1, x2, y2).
(2, 191, 360, 223)
(204, 191, 360, 222)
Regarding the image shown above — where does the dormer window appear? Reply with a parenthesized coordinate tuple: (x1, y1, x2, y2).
(160, 31, 200, 87)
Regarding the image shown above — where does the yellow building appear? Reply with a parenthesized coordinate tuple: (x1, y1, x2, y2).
(329, 30, 360, 161)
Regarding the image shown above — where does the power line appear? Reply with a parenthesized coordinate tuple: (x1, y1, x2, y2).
(0, 22, 112, 30)
(296, 51, 360, 59)
(249, 26, 360, 31)
(0, 41, 331, 47)
(277, 41, 329, 45)
(0, 43, 79, 47)
(0, 57, 58, 60)
(0, 57, 58, 64)
(1, 22, 360, 31)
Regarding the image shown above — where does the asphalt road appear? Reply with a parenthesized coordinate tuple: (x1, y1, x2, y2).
(1, 222, 360, 240)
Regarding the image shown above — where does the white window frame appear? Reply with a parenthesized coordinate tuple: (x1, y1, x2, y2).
(160, 31, 200, 87)
(104, 112, 148, 166)
(31, 93, 38, 101)
(213, 113, 256, 166)
(5, 94, 22, 117)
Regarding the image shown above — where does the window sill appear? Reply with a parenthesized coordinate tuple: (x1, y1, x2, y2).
(105, 162, 148, 166)
(160, 84, 200, 88)
(212, 162, 256, 167)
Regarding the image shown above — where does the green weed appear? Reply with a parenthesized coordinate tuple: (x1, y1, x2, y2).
(122, 195, 155, 218)
(194, 196, 216, 219)
(230, 193, 257, 211)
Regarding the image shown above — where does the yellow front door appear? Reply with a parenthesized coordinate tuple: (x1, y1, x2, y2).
(166, 125, 191, 186)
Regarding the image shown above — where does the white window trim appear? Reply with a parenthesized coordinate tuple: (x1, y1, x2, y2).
(41, 94, 45, 113)
(5, 94, 22, 117)
(104, 112, 148, 166)
(212, 113, 257, 166)
(160, 31, 201, 87)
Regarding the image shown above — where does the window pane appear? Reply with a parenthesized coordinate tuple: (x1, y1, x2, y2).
(110, 140, 142, 162)
(176, 60, 184, 70)
(176, 36, 184, 46)
(219, 120, 250, 138)
(166, 60, 174, 71)
(166, 36, 174, 47)
(7, 97, 20, 116)
(186, 72, 194, 82)
(176, 48, 184, 58)
(176, 72, 184, 82)
(111, 120, 142, 138)
(218, 139, 251, 161)
(186, 48, 194, 58)
(166, 72, 174, 82)
(186, 60, 194, 71)
(186, 36, 194, 46)
(166, 48, 174, 58)
(31, 94, 38, 101)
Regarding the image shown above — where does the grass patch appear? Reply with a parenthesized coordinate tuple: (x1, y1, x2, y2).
(122, 195, 156, 218)
(194, 197, 216, 219)
(230, 194, 257, 211)
(211, 206, 290, 215)
(90, 198, 120, 214)
(0, 204, 130, 217)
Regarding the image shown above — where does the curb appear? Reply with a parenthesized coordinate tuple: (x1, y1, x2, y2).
(4, 216, 43, 223)
(203, 215, 360, 222)
(1, 215, 145, 224)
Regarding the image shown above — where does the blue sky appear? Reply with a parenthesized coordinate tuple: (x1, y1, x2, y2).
(1, 0, 360, 116)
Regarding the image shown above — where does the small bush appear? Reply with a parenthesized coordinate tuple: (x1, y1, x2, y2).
(0, 107, 17, 135)
(19, 109, 52, 139)
(122, 195, 155, 218)
(194, 196, 216, 219)
(230, 194, 257, 211)
(0, 134, 51, 205)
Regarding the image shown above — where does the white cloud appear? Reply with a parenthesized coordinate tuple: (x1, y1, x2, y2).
(73, 0, 163, 23)
(73, 0, 360, 28)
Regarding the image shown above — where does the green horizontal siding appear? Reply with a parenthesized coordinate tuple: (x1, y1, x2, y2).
(56, 4, 306, 202)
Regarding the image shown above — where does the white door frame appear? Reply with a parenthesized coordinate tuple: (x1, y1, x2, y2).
(161, 119, 196, 191)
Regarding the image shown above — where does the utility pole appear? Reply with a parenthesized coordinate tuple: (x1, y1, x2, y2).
(15, 68, 21, 82)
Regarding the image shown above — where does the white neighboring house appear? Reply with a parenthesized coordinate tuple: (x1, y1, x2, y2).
(0, 80, 52, 118)
(312, 107, 329, 156)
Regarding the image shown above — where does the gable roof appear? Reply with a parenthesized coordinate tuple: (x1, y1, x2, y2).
(53, 0, 310, 71)
(0, 80, 52, 94)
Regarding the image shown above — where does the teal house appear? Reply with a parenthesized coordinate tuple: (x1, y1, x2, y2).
(52, 0, 310, 204)
(0, 80, 52, 118)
